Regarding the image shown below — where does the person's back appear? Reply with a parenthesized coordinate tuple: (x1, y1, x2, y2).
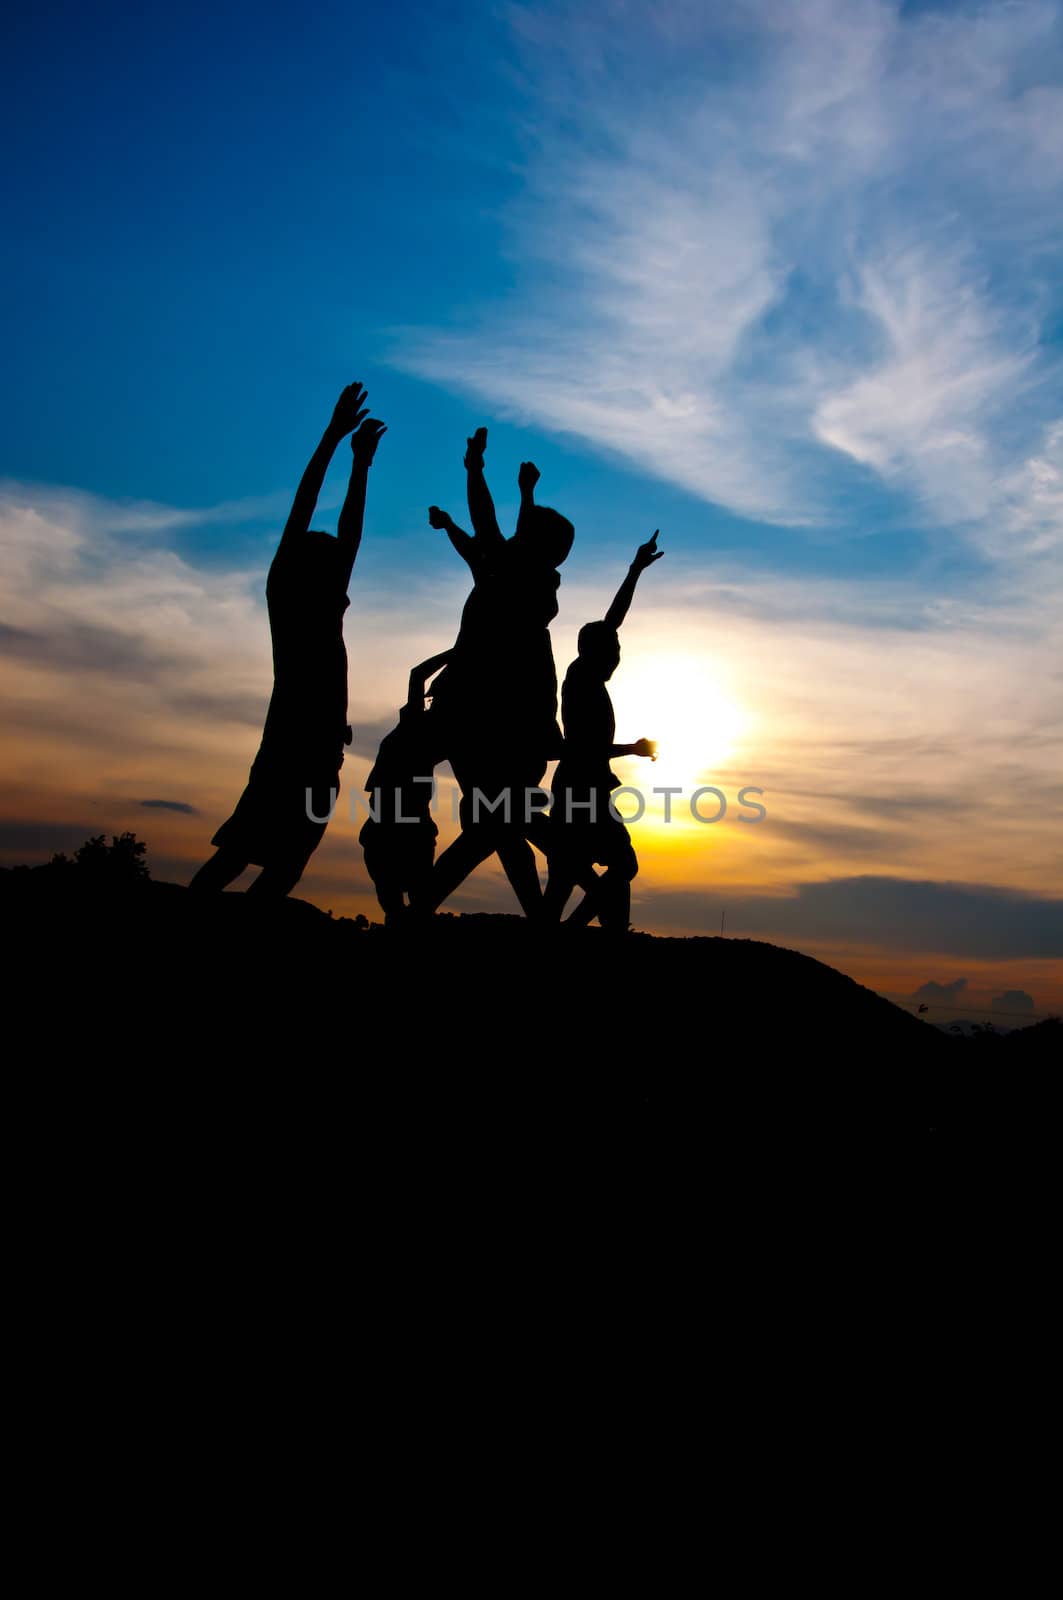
(260, 534, 349, 760)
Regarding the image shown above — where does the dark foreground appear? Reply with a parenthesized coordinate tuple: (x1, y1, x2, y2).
(7, 872, 1057, 1141)
(6, 868, 1057, 1427)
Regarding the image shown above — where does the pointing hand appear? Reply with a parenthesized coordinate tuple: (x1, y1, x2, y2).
(632, 530, 664, 572)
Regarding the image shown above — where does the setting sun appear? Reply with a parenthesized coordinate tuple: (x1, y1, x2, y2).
(612, 651, 749, 791)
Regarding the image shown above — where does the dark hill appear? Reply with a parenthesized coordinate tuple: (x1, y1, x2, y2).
(5, 868, 1056, 1134)
(5, 863, 1058, 1341)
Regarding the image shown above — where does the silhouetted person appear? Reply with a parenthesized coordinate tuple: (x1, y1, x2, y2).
(544, 531, 663, 930)
(190, 384, 386, 897)
(360, 650, 452, 924)
(421, 429, 574, 916)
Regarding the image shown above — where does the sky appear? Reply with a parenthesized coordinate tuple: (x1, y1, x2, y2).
(2, 0, 1062, 1018)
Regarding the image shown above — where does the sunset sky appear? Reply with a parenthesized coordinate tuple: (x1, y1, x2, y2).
(2, 0, 1061, 1019)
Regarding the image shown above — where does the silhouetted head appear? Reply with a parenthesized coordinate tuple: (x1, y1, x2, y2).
(513, 505, 575, 567)
(304, 529, 342, 563)
(577, 621, 621, 680)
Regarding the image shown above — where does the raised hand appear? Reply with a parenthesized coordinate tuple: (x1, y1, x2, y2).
(351, 417, 387, 465)
(464, 427, 488, 470)
(633, 738, 658, 761)
(428, 505, 453, 530)
(632, 530, 664, 572)
(518, 460, 541, 496)
(329, 382, 369, 438)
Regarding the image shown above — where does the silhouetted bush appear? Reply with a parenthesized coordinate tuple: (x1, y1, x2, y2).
(51, 832, 150, 886)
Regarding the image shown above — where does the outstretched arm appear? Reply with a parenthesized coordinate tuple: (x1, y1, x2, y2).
(603, 530, 664, 631)
(464, 427, 505, 550)
(428, 505, 481, 573)
(277, 383, 368, 558)
(406, 649, 453, 709)
(337, 417, 387, 589)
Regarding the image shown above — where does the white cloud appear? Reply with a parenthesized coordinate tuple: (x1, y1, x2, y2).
(0, 483, 469, 835)
(0, 480, 290, 541)
(996, 420, 1063, 556)
(813, 245, 1037, 527)
(395, 0, 1063, 554)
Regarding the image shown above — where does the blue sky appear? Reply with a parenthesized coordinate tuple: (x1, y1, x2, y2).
(2, 0, 1062, 1008)
(7, 0, 1058, 578)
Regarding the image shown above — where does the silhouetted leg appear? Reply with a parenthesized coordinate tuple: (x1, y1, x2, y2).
(419, 829, 498, 911)
(189, 848, 249, 893)
(596, 873, 631, 931)
(543, 864, 578, 922)
(527, 815, 603, 913)
(419, 825, 540, 917)
(564, 888, 599, 928)
(524, 814, 552, 856)
(422, 758, 539, 915)
(247, 858, 308, 899)
(497, 836, 543, 918)
(372, 874, 407, 922)
(589, 831, 639, 931)
(560, 823, 637, 928)
(402, 830, 438, 922)
(566, 875, 625, 927)
(361, 825, 413, 922)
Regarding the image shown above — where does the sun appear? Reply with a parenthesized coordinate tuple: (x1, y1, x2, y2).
(610, 649, 749, 794)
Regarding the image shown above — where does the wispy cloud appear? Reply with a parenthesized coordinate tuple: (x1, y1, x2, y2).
(0, 481, 469, 894)
(395, 0, 1063, 553)
(0, 480, 290, 539)
(141, 799, 199, 815)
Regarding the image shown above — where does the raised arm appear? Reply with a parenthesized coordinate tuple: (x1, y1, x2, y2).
(515, 459, 540, 539)
(463, 427, 505, 551)
(603, 530, 663, 632)
(277, 383, 368, 558)
(428, 505, 481, 574)
(337, 417, 387, 589)
(406, 649, 454, 710)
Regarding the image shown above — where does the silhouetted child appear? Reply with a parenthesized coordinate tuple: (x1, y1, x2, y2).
(423, 428, 575, 916)
(360, 650, 452, 924)
(544, 532, 663, 930)
(190, 384, 386, 898)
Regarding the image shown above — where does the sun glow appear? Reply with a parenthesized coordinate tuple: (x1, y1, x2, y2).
(611, 651, 749, 793)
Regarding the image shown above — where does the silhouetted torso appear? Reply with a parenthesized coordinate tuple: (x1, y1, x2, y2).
(259, 539, 349, 765)
(434, 540, 561, 765)
(553, 655, 619, 799)
(364, 710, 443, 823)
